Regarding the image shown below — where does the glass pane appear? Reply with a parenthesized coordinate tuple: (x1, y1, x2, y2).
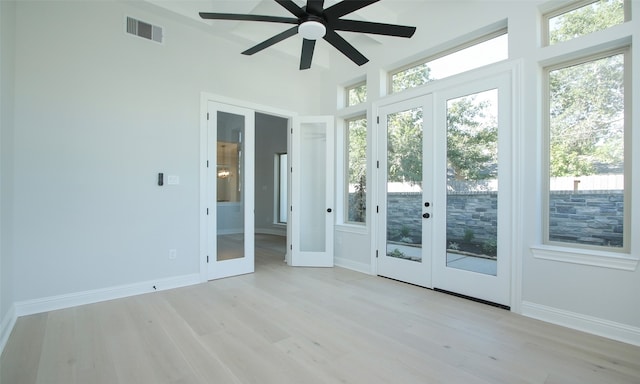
(386, 107, 423, 262)
(347, 82, 367, 106)
(278, 153, 288, 224)
(346, 117, 367, 224)
(548, 53, 624, 248)
(216, 111, 245, 261)
(446, 90, 498, 276)
(300, 122, 326, 252)
(391, 33, 508, 93)
(548, 0, 624, 45)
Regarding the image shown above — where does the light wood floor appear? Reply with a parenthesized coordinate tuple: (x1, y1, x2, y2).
(2, 235, 639, 383)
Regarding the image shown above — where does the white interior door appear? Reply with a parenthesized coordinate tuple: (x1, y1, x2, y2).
(289, 116, 334, 267)
(207, 102, 255, 280)
(376, 95, 433, 288)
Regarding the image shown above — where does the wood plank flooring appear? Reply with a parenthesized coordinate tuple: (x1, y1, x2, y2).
(2, 234, 640, 383)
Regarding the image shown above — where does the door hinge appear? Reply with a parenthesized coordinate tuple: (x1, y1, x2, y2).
(376, 160, 379, 169)
(207, 255, 209, 263)
(207, 112, 210, 120)
(376, 250, 379, 258)
(206, 208, 209, 215)
(290, 206, 292, 212)
(290, 244, 292, 250)
(206, 160, 209, 168)
(376, 205, 379, 213)
(377, 116, 380, 124)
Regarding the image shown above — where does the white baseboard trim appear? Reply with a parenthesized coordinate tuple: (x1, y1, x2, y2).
(521, 301, 640, 347)
(15, 273, 201, 318)
(0, 304, 17, 355)
(334, 257, 372, 275)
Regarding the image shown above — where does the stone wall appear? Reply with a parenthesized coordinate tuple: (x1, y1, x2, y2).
(378, 190, 624, 248)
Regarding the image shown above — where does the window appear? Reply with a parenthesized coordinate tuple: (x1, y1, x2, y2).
(544, 49, 628, 251)
(390, 31, 508, 93)
(544, 0, 626, 46)
(346, 81, 367, 107)
(276, 153, 288, 224)
(345, 116, 367, 224)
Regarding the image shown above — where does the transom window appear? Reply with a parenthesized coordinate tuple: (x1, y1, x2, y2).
(390, 30, 508, 94)
(544, 0, 626, 46)
(346, 81, 367, 107)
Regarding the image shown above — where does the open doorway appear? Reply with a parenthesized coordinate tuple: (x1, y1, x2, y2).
(254, 112, 288, 267)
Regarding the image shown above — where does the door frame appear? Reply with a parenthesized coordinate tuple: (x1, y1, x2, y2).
(370, 61, 522, 309)
(199, 93, 297, 282)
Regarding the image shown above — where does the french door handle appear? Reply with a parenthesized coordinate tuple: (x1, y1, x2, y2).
(327, 208, 332, 213)
(422, 213, 430, 219)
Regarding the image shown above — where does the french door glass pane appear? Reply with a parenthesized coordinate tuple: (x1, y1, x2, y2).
(386, 107, 423, 262)
(299, 122, 326, 252)
(216, 111, 245, 261)
(446, 89, 498, 275)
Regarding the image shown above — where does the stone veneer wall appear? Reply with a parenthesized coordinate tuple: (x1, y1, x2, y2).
(378, 190, 624, 247)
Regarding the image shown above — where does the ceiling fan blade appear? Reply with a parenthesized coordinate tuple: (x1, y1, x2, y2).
(242, 26, 299, 56)
(300, 39, 316, 70)
(199, 12, 298, 24)
(306, 0, 325, 15)
(324, 0, 379, 19)
(323, 29, 369, 66)
(331, 19, 416, 38)
(275, 0, 307, 19)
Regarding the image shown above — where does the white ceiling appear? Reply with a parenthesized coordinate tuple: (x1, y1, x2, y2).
(146, 0, 421, 69)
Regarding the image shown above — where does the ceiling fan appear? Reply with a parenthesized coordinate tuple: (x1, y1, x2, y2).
(199, 0, 417, 70)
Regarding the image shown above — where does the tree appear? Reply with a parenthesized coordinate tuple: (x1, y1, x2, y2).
(548, 0, 625, 177)
(446, 95, 498, 181)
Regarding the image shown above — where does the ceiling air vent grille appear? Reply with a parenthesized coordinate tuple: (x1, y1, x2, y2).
(126, 16, 163, 43)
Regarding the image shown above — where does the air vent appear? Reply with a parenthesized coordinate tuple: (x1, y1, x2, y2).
(126, 16, 163, 43)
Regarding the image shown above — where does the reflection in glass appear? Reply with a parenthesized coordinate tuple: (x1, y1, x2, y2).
(386, 107, 423, 262)
(446, 89, 498, 275)
(217, 111, 245, 261)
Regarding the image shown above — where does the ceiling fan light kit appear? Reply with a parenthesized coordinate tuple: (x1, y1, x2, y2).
(199, 0, 417, 70)
(298, 20, 326, 40)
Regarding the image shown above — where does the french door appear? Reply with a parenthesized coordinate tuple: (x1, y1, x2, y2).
(376, 70, 513, 307)
(288, 116, 334, 267)
(206, 102, 255, 280)
(376, 95, 434, 287)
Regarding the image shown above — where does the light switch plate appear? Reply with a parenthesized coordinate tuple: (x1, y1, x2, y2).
(167, 175, 179, 185)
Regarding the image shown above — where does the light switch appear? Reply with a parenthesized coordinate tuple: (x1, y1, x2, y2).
(167, 175, 179, 185)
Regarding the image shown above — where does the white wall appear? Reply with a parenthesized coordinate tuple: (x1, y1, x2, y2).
(7, 0, 323, 307)
(0, 0, 17, 348)
(320, 0, 640, 344)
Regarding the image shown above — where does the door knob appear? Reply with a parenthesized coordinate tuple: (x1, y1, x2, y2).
(327, 208, 332, 213)
(422, 213, 430, 219)
(424, 202, 430, 207)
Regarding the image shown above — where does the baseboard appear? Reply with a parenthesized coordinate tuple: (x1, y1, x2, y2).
(14, 273, 201, 318)
(0, 304, 17, 356)
(521, 301, 640, 347)
(334, 257, 372, 275)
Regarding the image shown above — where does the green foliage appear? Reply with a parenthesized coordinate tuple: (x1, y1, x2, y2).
(387, 108, 424, 184)
(388, 248, 406, 258)
(348, 83, 367, 106)
(446, 95, 498, 180)
(392, 63, 433, 93)
(463, 229, 475, 243)
(548, 1, 625, 177)
(347, 117, 367, 223)
(482, 239, 497, 256)
(549, 0, 624, 45)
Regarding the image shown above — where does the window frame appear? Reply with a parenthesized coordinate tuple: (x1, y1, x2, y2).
(345, 81, 367, 108)
(542, 0, 629, 47)
(275, 152, 288, 224)
(388, 28, 508, 94)
(541, 47, 631, 254)
(344, 114, 368, 226)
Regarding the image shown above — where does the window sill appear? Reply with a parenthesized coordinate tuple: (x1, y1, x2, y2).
(530, 245, 638, 271)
